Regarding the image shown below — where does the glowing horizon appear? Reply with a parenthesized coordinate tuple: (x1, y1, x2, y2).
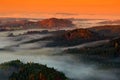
(0, 0, 120, 19)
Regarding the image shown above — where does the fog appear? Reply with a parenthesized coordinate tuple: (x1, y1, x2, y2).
(0, 39, 118, 79)
(0, 27, 120, 80)
(0, 48, 119, 80)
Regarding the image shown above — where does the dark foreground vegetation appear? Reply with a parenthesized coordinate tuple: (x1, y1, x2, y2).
(0, 60, 68, 80)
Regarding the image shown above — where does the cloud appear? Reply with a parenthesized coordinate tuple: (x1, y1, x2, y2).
(55, 13, 79, 16)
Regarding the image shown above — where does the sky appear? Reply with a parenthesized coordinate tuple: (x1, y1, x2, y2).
(0, 0, 120, 19)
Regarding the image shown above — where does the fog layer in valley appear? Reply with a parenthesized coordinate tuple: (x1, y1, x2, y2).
(0, 28, 120, 80)
(0, 19, 120, 80)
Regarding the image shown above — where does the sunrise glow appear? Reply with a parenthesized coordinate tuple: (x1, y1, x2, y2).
(0, 0, 120, 19)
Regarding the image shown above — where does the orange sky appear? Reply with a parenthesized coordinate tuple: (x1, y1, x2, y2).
(0, 0, 120, 19)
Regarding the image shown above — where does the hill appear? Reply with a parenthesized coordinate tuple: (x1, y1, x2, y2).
(63, 29, 100, 40)
(0, 60, 68, 80)
(39, 18, 74, 28)
(65, 37, 120, 58)
(27, 28, 103, 47)
(98, 20, 120, 24)
(0, 18, 74, 31)
(89, 25, 120, 37)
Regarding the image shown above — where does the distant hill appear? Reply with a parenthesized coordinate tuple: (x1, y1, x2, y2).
(66, 36, 120, 57)
(65, 37, 120, 69)
(26, 28, 103, 47)
(98, 20, 120, 24)
(63, 29, 99, 40)
(89, 25, 120, 37)
(39, 18, 74, 28)
(0, 18, 74, 31)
